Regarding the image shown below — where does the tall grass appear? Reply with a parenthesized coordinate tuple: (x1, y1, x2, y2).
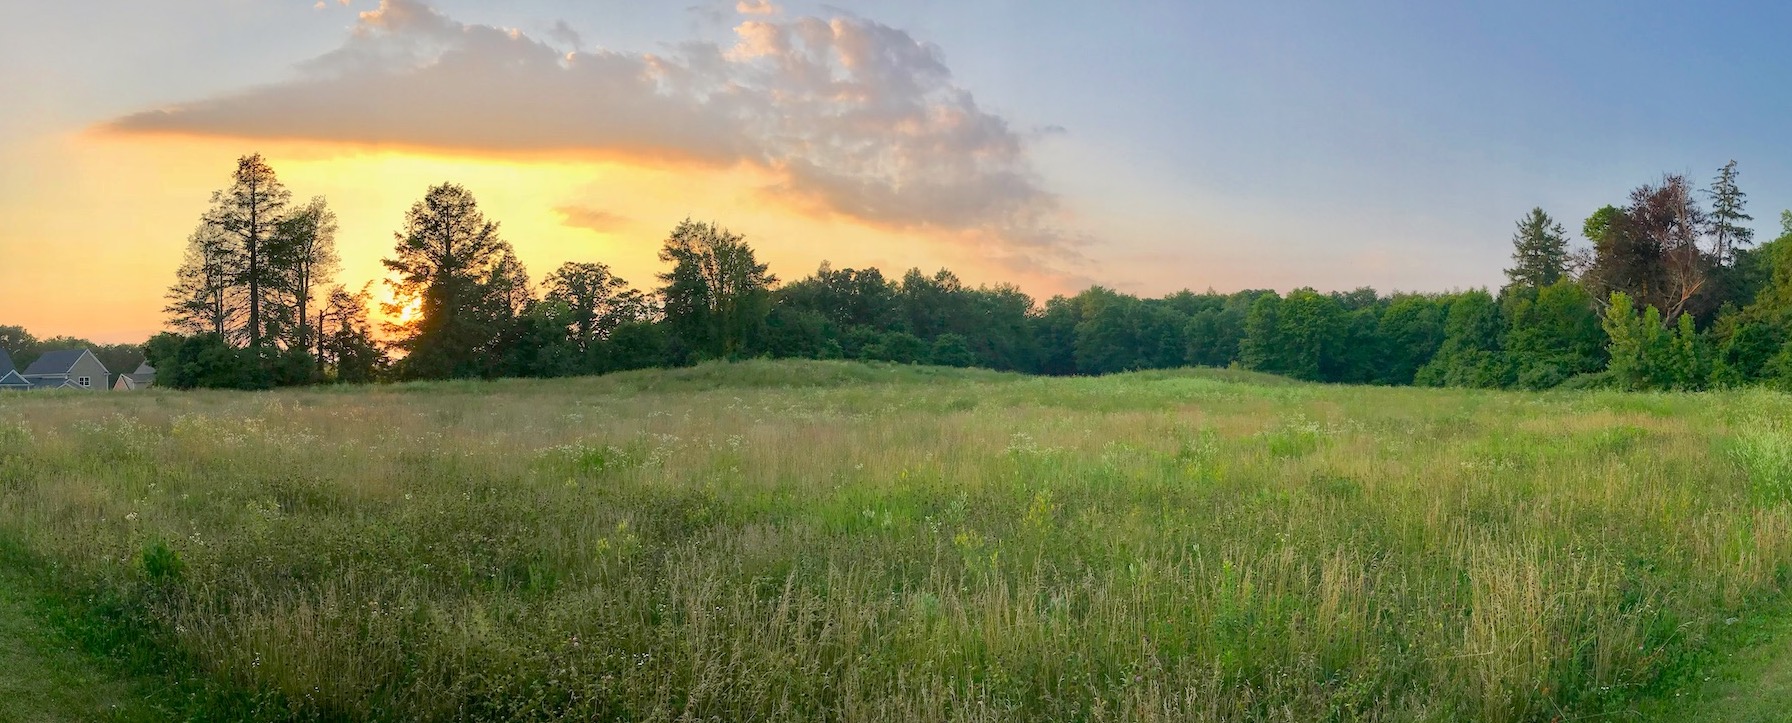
(1, 359, 1789, 720)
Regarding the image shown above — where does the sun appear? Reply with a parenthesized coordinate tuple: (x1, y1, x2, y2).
(395, 298, 423, 324)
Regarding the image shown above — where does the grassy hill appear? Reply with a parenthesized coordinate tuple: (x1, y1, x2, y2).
(3, 360, 1791, 720)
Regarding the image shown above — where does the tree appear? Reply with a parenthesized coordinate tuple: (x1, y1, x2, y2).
(930, 333, 976, 367)
(318, 284, 385, 383)
(764, 307, 836, 360)
(271, 196, 339, 367)
(0, 325, 35, 356)
(1184, 298, 1252, 369)
(657, 219, 776, 359)
(1665, 312, 1710, 390)
(1374, 295, 1448, 385)
(1502, 281, 1605, 389)
(1601, 292, 1674, 391)
(382, 183, 520, 379)
(1707, 160, 1755, 266)
(1415, 290, 1508, 388)
(1711, 313, 1782, 387)
(1504, 208, 1568, 289)
(1032, 296, 1082, 375)
(599, 322, 670, 372)
(862, 331, 929, 364)
(495, 300, 581, 378)
(544, 262, 645, 354)
(1239, 289, 1346, 382)
(143, 332, 269, 390)
(206, 154, 292, 350)
(1580, 176, 1714, 324)
(1074, 296, 1148, 374)
(165, 222, 240, 340)
(777, 263, 902, 331)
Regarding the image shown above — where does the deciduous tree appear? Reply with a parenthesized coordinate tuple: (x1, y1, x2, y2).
(657, 219, 776, 360)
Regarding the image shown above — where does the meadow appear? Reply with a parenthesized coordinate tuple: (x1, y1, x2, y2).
(3, 360, 1792, 721)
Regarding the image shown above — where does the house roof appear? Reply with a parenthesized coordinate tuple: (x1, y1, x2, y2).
(24, 349, 99, 376)
(28, 377, 79, 390)
(0, 349, 14, 375)
(0, 370, 29, 388)
(132, 362, 155, 376)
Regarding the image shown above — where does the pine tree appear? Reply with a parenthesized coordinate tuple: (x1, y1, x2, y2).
(271, 196, 339, 369)
(207, 154, 292, 350)
(1504, 208, 1569, 290)
(382, 183, 521, 379)
(165, 222, 241, 339)
(1707, 160, 1755, 266)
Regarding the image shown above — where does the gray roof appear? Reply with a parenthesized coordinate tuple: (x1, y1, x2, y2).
(133, 362, 155, 376)
(0, 348, 13, 375)
(24, 349, 94, 376)
(0, 370, 28, 388)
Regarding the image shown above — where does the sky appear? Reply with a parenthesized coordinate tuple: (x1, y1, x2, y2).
(4, 1, 1792, 343)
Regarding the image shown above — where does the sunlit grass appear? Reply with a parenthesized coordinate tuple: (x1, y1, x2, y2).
(1, 360, 1789, 720)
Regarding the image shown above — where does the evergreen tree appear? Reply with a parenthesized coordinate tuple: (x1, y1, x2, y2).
(382, 183, 520, 379)
(271, 196, 339, 372)
(1504, 208, 1568, 289)
(165, 222, 241, 340)
(1707, 160, 1755, 266)
(207, 154, 292, 350)
(318, 284, 385, 383)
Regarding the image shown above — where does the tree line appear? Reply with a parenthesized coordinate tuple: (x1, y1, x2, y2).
(118, 154, 1792, 392)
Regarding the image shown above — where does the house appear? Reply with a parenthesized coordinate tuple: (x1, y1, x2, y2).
(113, 363, 156, 391)
(21, 349, 110, 391)
(0, 349, 30, 391)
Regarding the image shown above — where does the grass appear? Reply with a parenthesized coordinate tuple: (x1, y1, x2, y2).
(0, 556, 155, 722)
(4, 359, 1792, 720)
(1640, 592, 1792, 722)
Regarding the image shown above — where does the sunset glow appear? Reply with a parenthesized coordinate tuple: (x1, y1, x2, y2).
(7, 1, 1792, 343)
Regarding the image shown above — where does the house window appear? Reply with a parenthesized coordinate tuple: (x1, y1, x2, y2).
(78, 376, 90, 388)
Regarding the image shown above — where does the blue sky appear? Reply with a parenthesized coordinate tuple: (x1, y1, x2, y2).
(2, 0, 1788, 339)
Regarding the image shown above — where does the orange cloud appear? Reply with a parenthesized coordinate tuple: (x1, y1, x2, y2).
(736, 0, 779, 16)
(98, 0, 1091, 282)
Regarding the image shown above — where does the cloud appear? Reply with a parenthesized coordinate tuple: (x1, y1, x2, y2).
(546, 19, 582, 49)
(736, 0, 778, 15)
(554, 205, 630, 233)
(104, 0, 1085, 275)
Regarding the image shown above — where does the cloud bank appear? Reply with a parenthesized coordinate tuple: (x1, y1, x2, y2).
(106, 0, 1084, 273)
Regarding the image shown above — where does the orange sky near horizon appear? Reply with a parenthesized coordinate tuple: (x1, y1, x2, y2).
(0, 132, 1082, 345)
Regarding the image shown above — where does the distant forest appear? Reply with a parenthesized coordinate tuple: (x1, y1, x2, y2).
(22, 154, 1792, 392)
